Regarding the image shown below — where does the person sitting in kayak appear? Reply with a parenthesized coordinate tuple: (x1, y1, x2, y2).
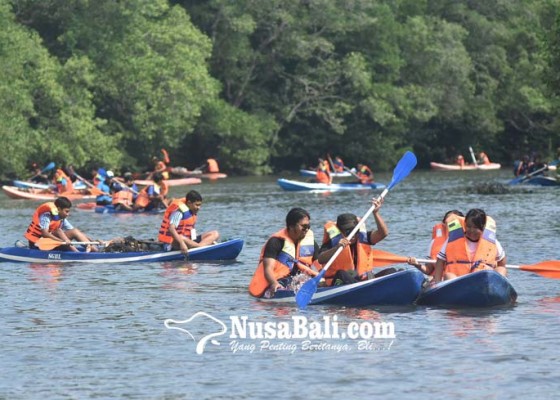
(111, 172, 138, 212)
(315, 158, 332, 184)
(133, 172, 169, 211)
(29, 162, 50, 184)
(95, 171, 113, 206)
(432, 208, 507, 284)
(407, 210, 464, 280)
(249, 207, 322, 298)
(478, 152, 491, 165)
(355, 163, 374, 184)
(147, 154, 170, 181)
(317, 197, 389, 286)
(332, 156, 345, 173)
(53, 168, 74, 195)
(24, 196, 100, 252)
(158, 190, 220, 254)
(456, 155, 465, 168)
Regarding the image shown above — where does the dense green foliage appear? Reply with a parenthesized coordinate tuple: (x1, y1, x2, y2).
(1, 0, 559, 177)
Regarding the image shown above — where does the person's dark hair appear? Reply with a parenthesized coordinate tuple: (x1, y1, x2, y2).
(286, 207, 310, 228)
(465, 208, 486, 230)
(186, 190, 202, 203)
(442, 209, 464, 223)
(55, 196, 72, 209)
(152, 172, 164, 182)
(336, 213, 358, 231)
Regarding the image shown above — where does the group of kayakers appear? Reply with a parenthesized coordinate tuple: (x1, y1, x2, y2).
(24, 189, 218, 254)
(249, 198, 508, 298)
(455, 151, 492, 167)
(314, 155, 375, 185)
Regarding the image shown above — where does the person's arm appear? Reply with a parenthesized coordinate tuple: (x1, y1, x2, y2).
(369, 198, 388, 244)
(318, 238, 349, 264)
(262, 238, 284, 292)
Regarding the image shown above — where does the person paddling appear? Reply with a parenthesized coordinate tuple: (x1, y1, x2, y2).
(25, 197, 100, 252)
(157, 190, 220, 254)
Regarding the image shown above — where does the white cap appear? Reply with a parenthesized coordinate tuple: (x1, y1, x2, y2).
(106, 170, 114, 178)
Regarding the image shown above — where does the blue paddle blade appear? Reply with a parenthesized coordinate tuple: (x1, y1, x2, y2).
(387, 151, 417, 190)
(41, 162, 55, 173)
(295, 270, 326, 309)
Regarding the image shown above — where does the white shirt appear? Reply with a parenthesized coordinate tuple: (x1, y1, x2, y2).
(39, 212, 73, 231)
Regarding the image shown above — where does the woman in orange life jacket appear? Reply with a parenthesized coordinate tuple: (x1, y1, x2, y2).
(249, 207, 322, 298)
(333, 156, 345, 172)
(133, 172, 169, 211)
(24, 196, 100, 252)
(407, 210, 464, 279)
(317, 197, 388, 286)
(158, 190, 220, 255)
(432, 208, 507, 284)
(53, 168, 74, 194)
(355, 163, 374, 184)
(315, 158, 332, 184)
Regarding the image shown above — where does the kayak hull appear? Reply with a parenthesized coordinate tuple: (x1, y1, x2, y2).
(277, 179, 386, 192)
(523, 176, 560, 186)
(0, 238, 243, 264)
(416, 270, 517, 307)
(263, 269, 425, 306)
(430, 162, 501, 171)
(134, 178, 201, 187)
(94, 205, 165, 214)
(2, 185, 95, 201)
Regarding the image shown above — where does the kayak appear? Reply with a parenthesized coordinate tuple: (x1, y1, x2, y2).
(277, 178, 386, 192)
(299, 169, 353, 178)
(415, 270, 517, 307)
(261, 269, 425, 306)
(13, 180, 87, 190)
(523, 176, 560, 187)
(430, 162, 501, 171)
(170, 167, 227, 180)
(0, 238, 244, 264)
(134, 177, 201, 187)
(2, 185, 95, 201)
(94, 205, 165, 214)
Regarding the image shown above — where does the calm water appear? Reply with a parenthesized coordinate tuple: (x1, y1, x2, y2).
(1, 169, 559, 399)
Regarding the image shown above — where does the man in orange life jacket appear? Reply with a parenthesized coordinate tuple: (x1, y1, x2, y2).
(158, 190, 220, 254)
(407, 210, 464, 279)
(317, 197, 389, 286)
(249, 208, 322, 298)
(25, 196, 99, 252)
(432, 208, 507, 284)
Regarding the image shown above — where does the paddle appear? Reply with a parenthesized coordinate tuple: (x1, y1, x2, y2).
(368, 249, 560, 279)
(344, 166, 362, 181)
(74, 172, 110, 196)
(469, 146, 478, 167)
(509, 165, 549, 185)
(295, 151, 418, 309)
(36, 237, 103, 251)
(29, 162, 55, 180)
(327, 154, 336, 172)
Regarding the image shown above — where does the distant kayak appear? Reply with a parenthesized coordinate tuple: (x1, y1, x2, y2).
(416, 270, 517, 307)
(430, 162, 501, 171)
(261, 269, 425, 306)
(170, 167, 227, 180)
(134, 177, 201, 187)
(94, 205, 165, 214)
(299, 169, 353, 178)
(277, 178, 386, 192)
(522, 176, 560, 187)
(2, 185, 95, 201)
(13, 180, 87, 190)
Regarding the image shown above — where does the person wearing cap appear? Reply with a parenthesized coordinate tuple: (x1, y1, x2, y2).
(133, 172, 169, 211)
(94, 170, 112, 206)
(249, 207, 323, 298)
(317, 197, 389, 285)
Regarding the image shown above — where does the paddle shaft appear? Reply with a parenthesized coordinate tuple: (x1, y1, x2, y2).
(469, 146, 478, 167)
(74, 172, 110, 196)
(344, 166, 362, 180)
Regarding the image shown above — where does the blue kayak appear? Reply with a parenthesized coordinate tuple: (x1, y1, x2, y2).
(277, 178, 386, 192)
(0, 238, 243, 264)
(262, 268, 425, 306)
(94, 205, 165, 214)
(416, 270, 517, 307)
(523, 176, 560, 187)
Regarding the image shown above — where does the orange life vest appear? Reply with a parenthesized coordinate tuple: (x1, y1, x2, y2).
(157, 199, 197, 244)
(479, 152, 490, 165)
(54, 169, 74, 194)
(249, 228, 316, 298)
(444, 216, 498, 277)
(357, 165, 373, 184)
(333, 157, 344, 172)
(24, 202, 63, 243)
(316, 161, 332, 184)
(112, 190, 133, 206)
(207, 159, 219, 173)
(321, 221, 373, 284)
(135, 182, 166, 208)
